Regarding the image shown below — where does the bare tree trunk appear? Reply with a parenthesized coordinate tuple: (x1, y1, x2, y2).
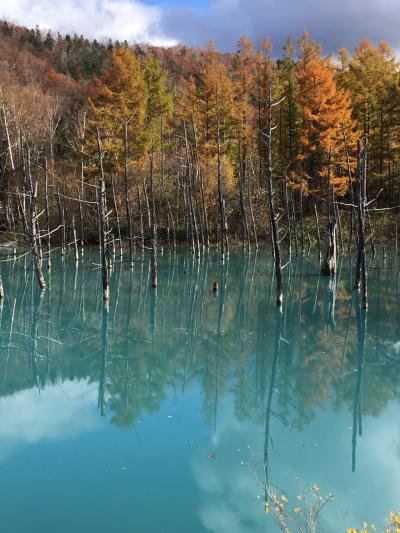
(238, 140, 250, 251)
(355, 139, 368, 309)
(96, 127, 109, 301)
(321, 220, 337, 276)
(284, 170, 292, 259)
(124, 120, 134, 266)
(72, 216, 79, 262)
(111, 174, 123, 259)
(23, 145, 46, 289)
(149, 153, 158, 288)
(1, 101, 15, 171)
(191, 123, 205, 252)
(321, 147, 338, 277)
(44, 158, 52, 269)
(248, 161, 258, 250)
(291, 190, 298, 256)
(367, 209, 376, 256)
(79, 110, 86, 254)
(342, 126, 355, 251)
(57, 189, 65, 256)
(223, 198, 229, 256)
(30, 182, 46, 289)
(183, 122, 200, 257)
(314, 202, 321, 260)
(335, 201, 344, 252)
(16, 186, 27, 237)
(137, 186, 144, 251)
(216, 101, 228, 260)
(199, 168, 210, 249)
(77, 185, 84, 254)
(266, 89, 283, 307)
(143, 178, 151, 231)
(299, 168, 305, 254)
(0, 272, 4, 299)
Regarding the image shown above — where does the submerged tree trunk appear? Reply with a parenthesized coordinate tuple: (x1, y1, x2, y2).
(0, 272, 4, 299)
(321, 220, 337, 276)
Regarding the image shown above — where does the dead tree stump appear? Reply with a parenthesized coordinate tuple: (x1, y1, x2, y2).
(321, 220, 337, 277)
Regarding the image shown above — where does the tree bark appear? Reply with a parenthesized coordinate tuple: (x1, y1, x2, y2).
(321, 220, 337, 276)
(96, 127, 109, 301)
(266, 89, 283, 306)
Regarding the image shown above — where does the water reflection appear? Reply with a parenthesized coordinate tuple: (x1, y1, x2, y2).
(0, 250, 399, 530)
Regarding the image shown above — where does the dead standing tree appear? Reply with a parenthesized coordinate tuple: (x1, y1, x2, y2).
(321, 150, 338, 277)
(0, 270, 4, 299)
(23, 146, 46, 290)
(216, 91, 229, 261)
(124, 119, 134, 267)
(29, 182, 46, 290)
(96, 127, 110, 301)
(265, 89, 284, 307)
(320, 219, 337, 276)
(355, 138, 368, 309)
(44, 158, 52, 269)
(149, 151, 158, 288)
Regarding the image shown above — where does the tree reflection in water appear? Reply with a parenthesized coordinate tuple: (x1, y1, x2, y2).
(0, 249, 399, 469)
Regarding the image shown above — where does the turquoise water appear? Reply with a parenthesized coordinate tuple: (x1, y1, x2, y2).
(0, 250, 399, 532)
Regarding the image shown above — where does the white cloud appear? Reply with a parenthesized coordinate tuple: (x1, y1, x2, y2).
(0, 0, 177, 46)
(191, 395, 400, 532)
(0, 379, 101, 462)
(1, 0, 399, 52)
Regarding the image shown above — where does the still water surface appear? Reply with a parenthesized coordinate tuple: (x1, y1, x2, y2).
(0, 250, 399, 532)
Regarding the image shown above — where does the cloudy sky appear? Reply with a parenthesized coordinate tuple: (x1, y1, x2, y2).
(0, 0, 399, 52)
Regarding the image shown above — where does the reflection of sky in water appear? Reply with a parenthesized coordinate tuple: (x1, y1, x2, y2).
(0, 380, 100, 454)
(192, 396, 400, 532)
(0, 251, 399, 532)
(0, 381, 399, 532)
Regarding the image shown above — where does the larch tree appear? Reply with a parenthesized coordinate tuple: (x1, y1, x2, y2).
(87, 45, 147, 265)
(195, 43, 236, 258)
(296, 33, 354, 200)
(87, 45, 147, 178)
(143, 53, 173, 285)
(277, 37, 301, 171)
(232, 36, 256, 250)
(338, 40, 399, 199)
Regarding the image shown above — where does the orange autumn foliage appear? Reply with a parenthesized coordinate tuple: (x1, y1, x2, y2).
(296, 56, 356, 196)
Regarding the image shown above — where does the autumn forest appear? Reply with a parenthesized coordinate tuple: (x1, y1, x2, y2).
(1, 21, 399, 270)
(1, 16, 400, 532)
